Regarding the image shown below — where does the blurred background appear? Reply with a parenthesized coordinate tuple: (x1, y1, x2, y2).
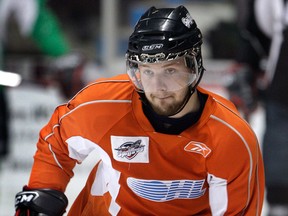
(0, 0, 268, 215)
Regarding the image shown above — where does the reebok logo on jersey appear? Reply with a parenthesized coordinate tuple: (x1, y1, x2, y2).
(184, 141, 211, 158)
(127, 177, 206, 202)
(111, 136, 149, 163)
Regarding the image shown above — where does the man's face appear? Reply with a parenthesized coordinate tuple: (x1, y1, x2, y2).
(138, 58, 195, 116)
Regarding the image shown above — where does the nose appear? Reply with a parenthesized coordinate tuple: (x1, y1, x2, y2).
(152, 74, 167, 91)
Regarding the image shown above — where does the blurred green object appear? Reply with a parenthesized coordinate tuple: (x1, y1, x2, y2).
(31, 0, 70, 57)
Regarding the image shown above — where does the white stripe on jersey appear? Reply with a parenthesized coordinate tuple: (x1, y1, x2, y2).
(210, 115, 254, 214)
(207, 173, 227, 216)
(66, 136, 121, 215)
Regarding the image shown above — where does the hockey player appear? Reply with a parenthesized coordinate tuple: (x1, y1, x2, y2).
(15, 5, 265, 215)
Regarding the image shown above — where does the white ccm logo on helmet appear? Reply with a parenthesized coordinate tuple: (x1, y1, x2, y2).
(142, 44, 163, 51)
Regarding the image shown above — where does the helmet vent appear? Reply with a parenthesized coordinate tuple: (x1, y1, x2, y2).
(141, 33, 165, 40)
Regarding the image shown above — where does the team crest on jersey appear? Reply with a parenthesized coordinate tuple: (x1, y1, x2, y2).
(111, 136, 149, 163)
(184, 141, 211, 158)
(115, 140, 145, 160)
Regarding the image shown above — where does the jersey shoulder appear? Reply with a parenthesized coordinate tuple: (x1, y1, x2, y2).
(199, 86, 256, 142)
(67, 74, 133, 109)
(198, 86, 251, 134)
(198, 86, 239, 114)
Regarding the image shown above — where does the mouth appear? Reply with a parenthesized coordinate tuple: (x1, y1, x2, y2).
(152, 95, 172, 100)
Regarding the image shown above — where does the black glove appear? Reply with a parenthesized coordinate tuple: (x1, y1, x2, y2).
(226, 63, 258, 120)
(15, 186, 68, 216)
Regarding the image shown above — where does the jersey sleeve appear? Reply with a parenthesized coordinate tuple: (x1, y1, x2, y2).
(28, 103, 76, 192)
(206, 118, 264, 215)
(28, 75, 132, 192)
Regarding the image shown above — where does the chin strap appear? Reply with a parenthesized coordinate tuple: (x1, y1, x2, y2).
(168, 65, 205, 116)
(168, 87, 195, 116)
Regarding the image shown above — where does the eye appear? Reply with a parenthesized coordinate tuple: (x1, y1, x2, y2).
(143, 69, 154, 76)
(165, 68, 176, 75)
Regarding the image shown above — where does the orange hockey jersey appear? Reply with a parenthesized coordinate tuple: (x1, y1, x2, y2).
(28, 74, 265, 215)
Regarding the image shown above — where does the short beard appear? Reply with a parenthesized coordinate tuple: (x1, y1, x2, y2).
(148, 89, 190, 116)
(150, 100, 183, 116)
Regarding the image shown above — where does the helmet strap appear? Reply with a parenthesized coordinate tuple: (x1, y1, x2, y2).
(169, 86, 195, 116)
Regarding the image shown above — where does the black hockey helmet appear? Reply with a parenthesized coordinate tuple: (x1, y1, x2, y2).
(126, 5, 205, 93)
